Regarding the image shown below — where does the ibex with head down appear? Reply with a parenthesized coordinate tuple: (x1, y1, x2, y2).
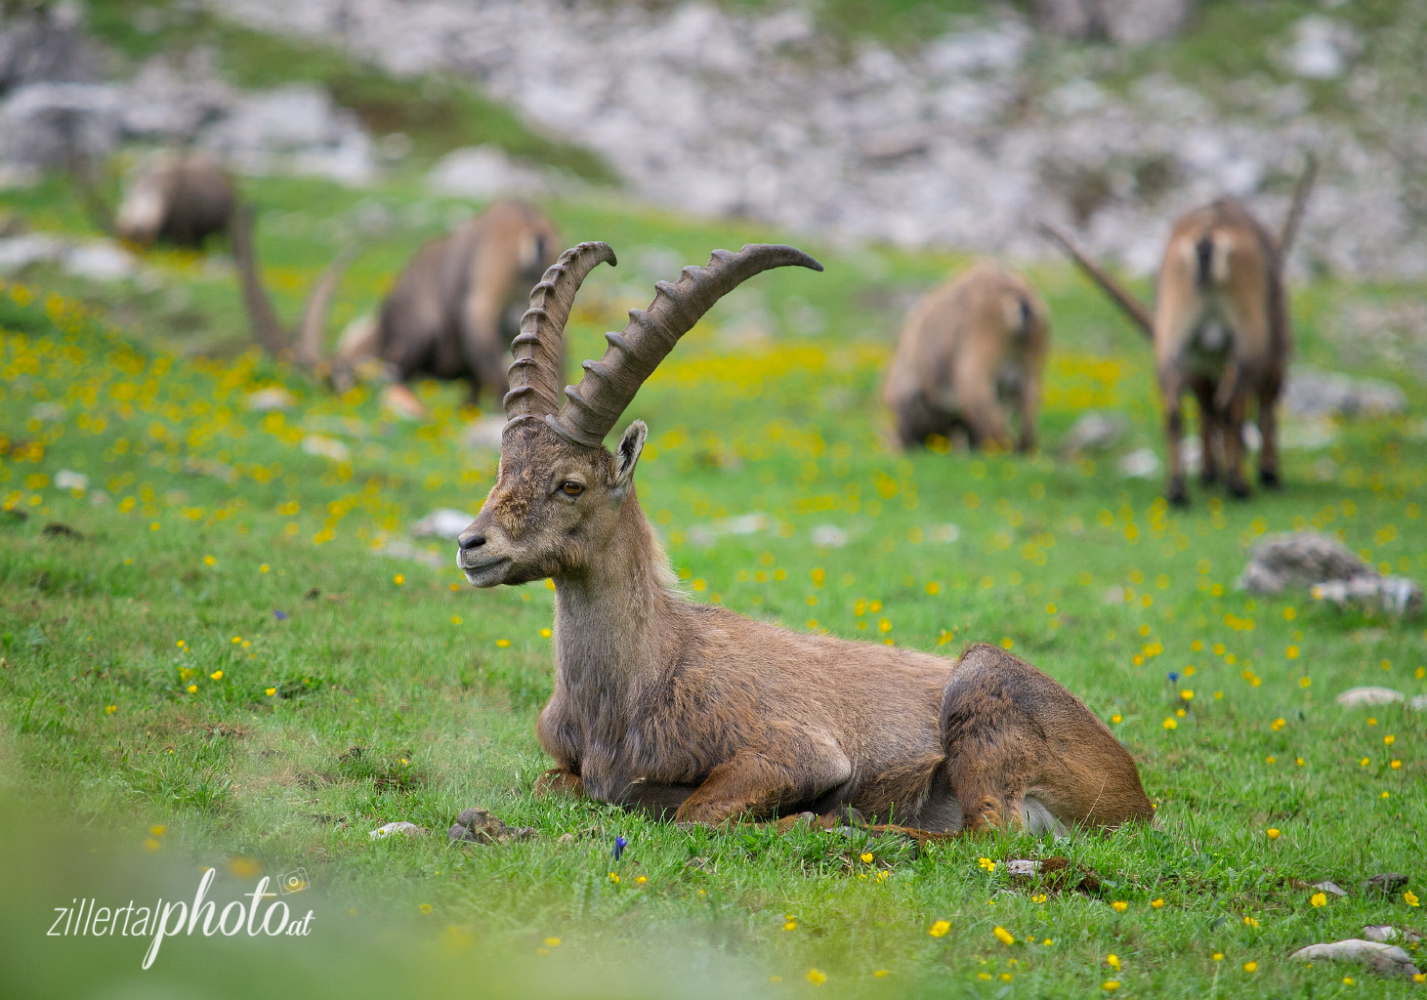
(457, 241, 1153, 833)
(112, 152, 237, 249)
(884, 264, 1049, 453)
(1042, 158, 1316, 504)
(332, 199, 561, 417)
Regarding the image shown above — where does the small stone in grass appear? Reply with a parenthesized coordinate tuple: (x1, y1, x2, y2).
(1290, 939, 1421, 979)
(369, 821, 426, 840)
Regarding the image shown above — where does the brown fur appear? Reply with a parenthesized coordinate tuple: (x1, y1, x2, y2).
(1042, 159, 1314, 504)
(884, 263, 1049, 452)
(335, 200, 560, 407)
(457, 245, 1153, 834)
(113, 153, 236, 248)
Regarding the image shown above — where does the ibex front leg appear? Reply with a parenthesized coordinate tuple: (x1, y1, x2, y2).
(675, 751, 852, 826)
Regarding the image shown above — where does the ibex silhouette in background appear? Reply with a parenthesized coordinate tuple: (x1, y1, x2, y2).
(1042, 156, 1317, 505)
(456, 241, 1153, 833)
(113, 152, 236, 248)
(332, 199, 561, 417)
(884, 263, 1049, 453)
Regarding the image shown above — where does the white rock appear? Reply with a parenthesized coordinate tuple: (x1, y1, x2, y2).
(1118, 448, 1160, 479)
(410, 509, 475, 540)
(244, 386, 297, 411)
(63, 241, 136, 281)
(811, 524, 848, 548)
(464, 415, 507, 450)
(1336, 687, 1405, 708)
(1289, 939, 1420, 978)
(369, 821, 425, 840)
(54, 469, 87, 492)
(927, 523, 960, 544)
(0, 233, 65, 273)
(428, 145, 551, 199)
(301, 435, 350, 462)
(1059, 412, 1127, 454)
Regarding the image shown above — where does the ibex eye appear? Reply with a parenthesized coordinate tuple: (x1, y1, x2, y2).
(559, 481, 584, 497)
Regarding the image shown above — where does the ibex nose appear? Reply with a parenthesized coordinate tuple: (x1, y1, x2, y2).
(457, 529, 485, 552)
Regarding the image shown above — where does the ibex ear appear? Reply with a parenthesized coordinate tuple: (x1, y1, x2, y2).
(611, 420, 647, 495)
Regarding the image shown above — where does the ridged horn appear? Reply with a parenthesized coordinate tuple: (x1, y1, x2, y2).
(504, 241, 618, 422)
(1038, 222, 1155, 339)
(549, 244, 824, 448)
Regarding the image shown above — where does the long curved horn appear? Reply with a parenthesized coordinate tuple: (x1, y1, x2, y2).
(1276, 152, 1317, 266)
(231, 203, 290, 358)
(294, 244, 358, 370)
(549, 244, 824, 448)
(1038, 222, 1154, 339)
(504, 241, 618, 422)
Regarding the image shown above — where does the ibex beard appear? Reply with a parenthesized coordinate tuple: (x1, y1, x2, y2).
(459, 241, 1153, 834)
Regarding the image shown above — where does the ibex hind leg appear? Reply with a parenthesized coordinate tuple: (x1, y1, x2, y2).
(939, 644, 1154, 833)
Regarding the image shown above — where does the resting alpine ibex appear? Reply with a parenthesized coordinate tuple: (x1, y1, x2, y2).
(113, 152, 237, 248)
(1042, 158, 1316, 504)
(456, 241, 1153, 833)
(331, 200, 561, 416)
(884, 263, 1049, 452)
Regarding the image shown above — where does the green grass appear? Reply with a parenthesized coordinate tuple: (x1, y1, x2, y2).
(1, 167, 1425, 998)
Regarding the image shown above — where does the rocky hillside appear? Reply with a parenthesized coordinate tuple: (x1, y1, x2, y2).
(204, 0, 1427, 279)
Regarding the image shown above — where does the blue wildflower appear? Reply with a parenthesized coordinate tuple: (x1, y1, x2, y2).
(613, 836, 628, 861)
(274, 609, 288, 620)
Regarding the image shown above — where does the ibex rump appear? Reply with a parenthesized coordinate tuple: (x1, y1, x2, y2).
(884, 263, 1049, 452)
(1043, 159, 1315, 504)
(457, 242, 1152, 833)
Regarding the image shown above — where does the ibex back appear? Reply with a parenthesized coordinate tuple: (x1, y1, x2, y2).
(457, 242, 1152, 833)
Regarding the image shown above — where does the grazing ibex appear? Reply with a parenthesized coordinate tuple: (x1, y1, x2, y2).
(1042, 158, 1316, 504)
(884, 263, 1049, 452)
(331, 200, 561, 416)
(456, 241, 1153, 833)
(113, 152, 236, 248)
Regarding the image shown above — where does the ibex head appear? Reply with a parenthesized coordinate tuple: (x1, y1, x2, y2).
(458, 241, 823, 587)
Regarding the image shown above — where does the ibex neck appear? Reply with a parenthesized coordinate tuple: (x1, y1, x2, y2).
(551, 490, 674, 695)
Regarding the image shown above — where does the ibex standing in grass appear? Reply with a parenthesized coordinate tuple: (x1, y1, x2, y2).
(332, 200, 561, 417)
(1042, 158, 1316, 505)
(456, 241, 1153, 833)
(884, 264, 1049, 452)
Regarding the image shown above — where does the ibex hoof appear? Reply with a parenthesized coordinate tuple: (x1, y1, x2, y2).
(1167, 482, 1189, 508)
(1260, 468, 1282, 489)
(1228, 480, 1252, 499)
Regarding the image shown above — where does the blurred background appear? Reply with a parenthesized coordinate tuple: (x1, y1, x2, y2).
(2, 0, 1424, 280)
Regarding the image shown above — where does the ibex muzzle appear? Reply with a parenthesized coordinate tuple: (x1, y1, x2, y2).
(458, 241, 1153, 833)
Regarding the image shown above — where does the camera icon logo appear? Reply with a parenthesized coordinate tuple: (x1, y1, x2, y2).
(278, 868, 309, 895)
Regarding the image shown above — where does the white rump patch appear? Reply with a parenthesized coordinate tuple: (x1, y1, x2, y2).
(1021, 796, 1067, 835)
